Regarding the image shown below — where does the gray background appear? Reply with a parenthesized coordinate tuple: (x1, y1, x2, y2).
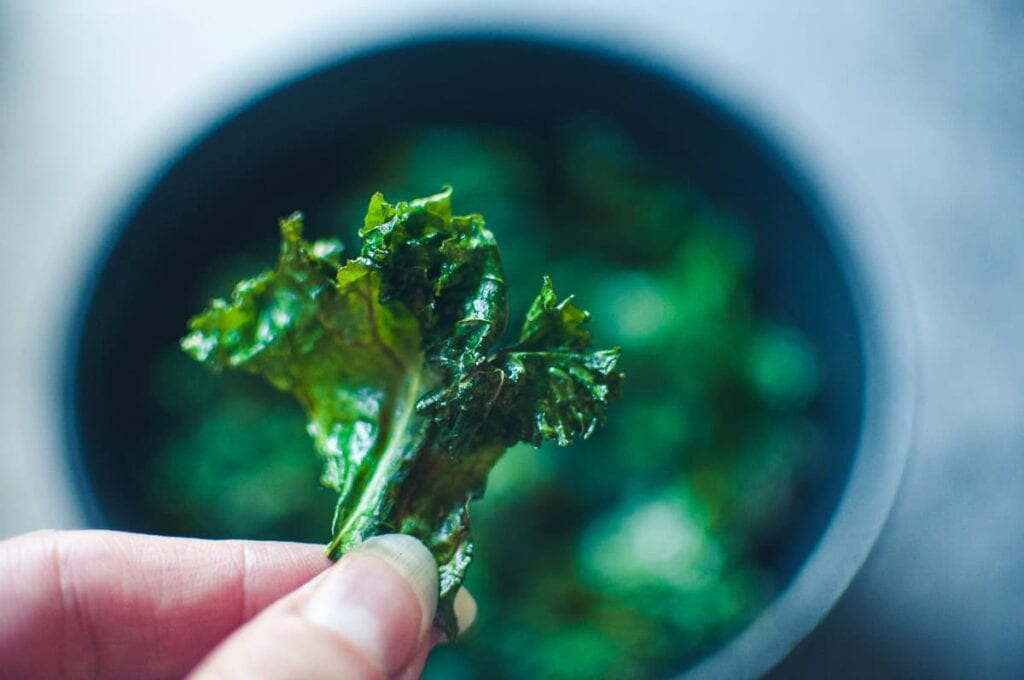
(1, 2, 1020, 677)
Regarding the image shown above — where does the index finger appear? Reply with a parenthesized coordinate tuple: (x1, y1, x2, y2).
(0, 529, 330, 679)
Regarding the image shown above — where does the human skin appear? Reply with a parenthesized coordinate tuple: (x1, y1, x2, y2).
(0, 530, 470, 679)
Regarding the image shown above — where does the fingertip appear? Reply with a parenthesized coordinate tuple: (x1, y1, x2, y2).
(453, 588, 478, 636)
(299, 534, 438, 675)
(347, 534, 439, 638)
(189, 534, 442, 680)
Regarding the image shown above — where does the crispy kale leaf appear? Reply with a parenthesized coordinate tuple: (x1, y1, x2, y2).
(181, 188, 623, 637)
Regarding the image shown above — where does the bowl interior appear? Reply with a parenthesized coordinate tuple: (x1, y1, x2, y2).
(67, 36, 864, 672)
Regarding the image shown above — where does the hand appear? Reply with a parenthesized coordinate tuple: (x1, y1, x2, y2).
(0, 530, 475, 679)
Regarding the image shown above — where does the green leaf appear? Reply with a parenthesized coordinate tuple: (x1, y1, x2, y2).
(182, 190, 624, 638)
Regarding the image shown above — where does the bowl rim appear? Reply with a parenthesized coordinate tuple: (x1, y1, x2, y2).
(60, 29, 918, 680)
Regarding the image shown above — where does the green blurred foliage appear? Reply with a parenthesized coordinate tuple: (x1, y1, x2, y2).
(148, 121, 821, 678)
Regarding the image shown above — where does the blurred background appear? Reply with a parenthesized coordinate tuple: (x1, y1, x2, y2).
(0, 2, 1022, 678)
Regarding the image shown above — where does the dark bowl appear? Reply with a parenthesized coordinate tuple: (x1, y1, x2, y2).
(64, 34, 914, 678)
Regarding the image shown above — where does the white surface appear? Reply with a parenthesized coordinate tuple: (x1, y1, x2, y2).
(1, 1, 1021, 676)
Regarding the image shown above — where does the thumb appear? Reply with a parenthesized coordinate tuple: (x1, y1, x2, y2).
(189, 534, 439, 680)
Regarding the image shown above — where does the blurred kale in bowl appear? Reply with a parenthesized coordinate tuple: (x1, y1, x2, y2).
(148, 121, 823, 678)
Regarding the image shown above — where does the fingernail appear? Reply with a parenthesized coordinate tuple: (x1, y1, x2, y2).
(301, 534, 438, 674)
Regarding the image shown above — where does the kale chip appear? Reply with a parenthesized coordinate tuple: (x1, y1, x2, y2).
(181, 188, 623, 636)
